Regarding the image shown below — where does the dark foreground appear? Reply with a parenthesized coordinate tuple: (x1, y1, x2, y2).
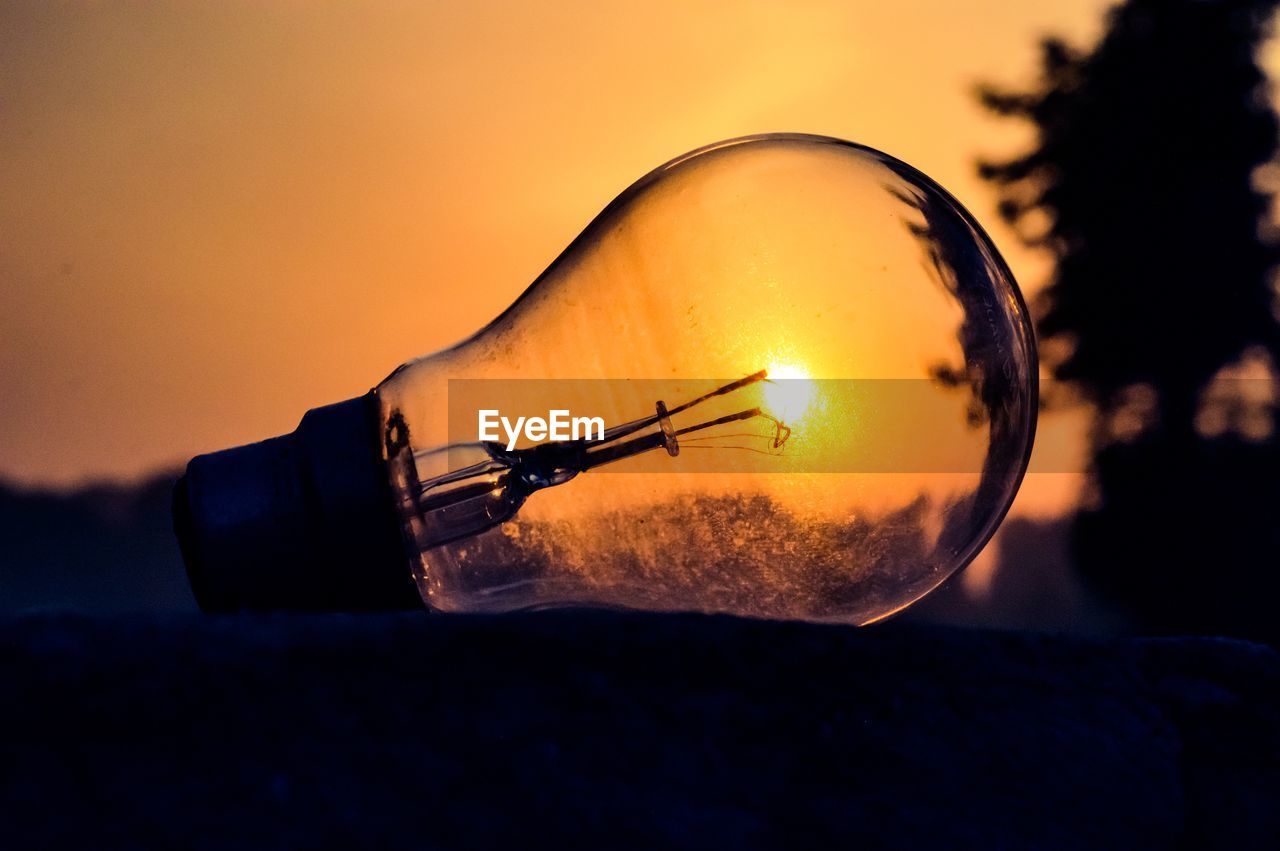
(2, 612, 1278, 849)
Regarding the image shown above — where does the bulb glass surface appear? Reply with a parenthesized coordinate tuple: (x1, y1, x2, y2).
(376, 134, 1036, 624)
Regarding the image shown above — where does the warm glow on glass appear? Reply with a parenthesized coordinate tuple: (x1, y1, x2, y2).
(374, 134, 1036, 625)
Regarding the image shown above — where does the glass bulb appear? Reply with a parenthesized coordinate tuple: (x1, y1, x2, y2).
(375, 134, 1036, 623)
(176, 133, 1036, 621)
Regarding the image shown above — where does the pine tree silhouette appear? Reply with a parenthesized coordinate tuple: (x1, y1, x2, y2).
(980, 0, 1280, 640)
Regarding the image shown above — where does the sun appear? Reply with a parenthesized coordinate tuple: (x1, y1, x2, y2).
(763, 362, 817, 426)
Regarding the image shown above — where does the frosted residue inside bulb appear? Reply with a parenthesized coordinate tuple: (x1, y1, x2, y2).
(376, 134, 1036, 625)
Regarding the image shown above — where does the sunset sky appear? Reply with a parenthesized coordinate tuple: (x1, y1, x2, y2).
(1, 0, 1120, 512)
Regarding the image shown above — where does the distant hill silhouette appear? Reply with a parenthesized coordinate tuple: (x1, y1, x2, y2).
(0, 472, 196, 613)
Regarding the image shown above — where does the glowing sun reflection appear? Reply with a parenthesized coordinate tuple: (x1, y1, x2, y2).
(764, 363, 817, 427)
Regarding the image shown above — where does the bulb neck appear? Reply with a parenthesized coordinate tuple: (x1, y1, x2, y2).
(173, 393, 423, 612)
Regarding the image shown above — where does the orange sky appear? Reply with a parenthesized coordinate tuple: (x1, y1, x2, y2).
(0, 0, 1115, 513)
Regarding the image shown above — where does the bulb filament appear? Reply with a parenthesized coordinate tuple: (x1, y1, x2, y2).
(407, 370, 790, 549)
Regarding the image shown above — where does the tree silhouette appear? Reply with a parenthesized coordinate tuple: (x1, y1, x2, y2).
(980, 0, 1280, 640)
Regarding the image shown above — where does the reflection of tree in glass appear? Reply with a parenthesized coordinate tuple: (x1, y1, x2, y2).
(881, 166, 1035, 569)
(887, 179, 1023, 430)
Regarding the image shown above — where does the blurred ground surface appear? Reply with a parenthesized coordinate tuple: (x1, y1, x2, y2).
(2, 612, 1277, 849)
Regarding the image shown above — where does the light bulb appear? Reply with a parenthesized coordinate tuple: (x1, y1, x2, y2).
(175, 134, 1037, 621)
